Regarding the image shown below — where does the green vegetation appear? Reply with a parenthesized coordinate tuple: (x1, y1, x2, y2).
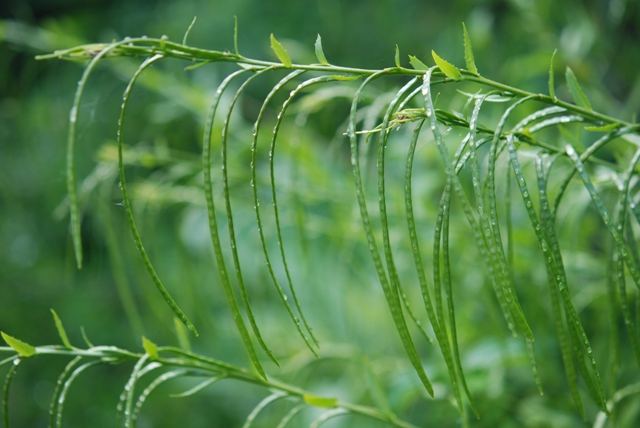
(2, 1, 640, 427)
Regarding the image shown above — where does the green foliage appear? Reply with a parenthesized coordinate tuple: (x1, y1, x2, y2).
(565, 67, 593, 111)
(1, 332, 36, 358)
(50, 309, 73, 349)
(431, 50, 461, 81)
(314, 34, 329, 65)
(3, 6, 640, 428)
(461, 23, 477, 75)
(270, 34, 292, 68)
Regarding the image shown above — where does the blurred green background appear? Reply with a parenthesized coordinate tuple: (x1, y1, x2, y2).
(1, 0, 640, 427)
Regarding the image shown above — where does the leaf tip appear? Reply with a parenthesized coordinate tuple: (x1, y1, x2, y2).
(462, 22, 478, 75)
(50, 308, 73, 349)
(314, 33, 329, 65)
(270, 33, 292, 68)
(1, 331, 36, 357)
(142, 336, 159, 360)
(431, 50, 461, 81)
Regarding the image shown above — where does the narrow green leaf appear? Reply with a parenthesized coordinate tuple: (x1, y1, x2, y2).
(432, 50, 461, 81)
(233, 16, 240, 55)
(565, 67, 592, 110)
(117, 55, 198, 337)
(536, 156, 586, 417)
(585, 123, 619, 132)
(548, 49, 557, 101)
(54, 360, 101, 428)
(314, 34, 329, 65)
(328, 74, 361, 81)
(142, 336, 158, 360)
(243, 393, 286, 428)
(270, 34, 292, 67)
(219, 69, 282, 365)
(408, 55, 429, 71)
(80, 326, 94, 348)
(182, 16, 197, 46)
(49, 356, 81, 428)
(309, 409, 348, 428)
(203, 69, 268, 380)
(50, 309, 72, 349)
(170, 375, 224, 398)
(276, 403, 305, 428)
(462, 23, 478, 75)
(1, 332, 36, 357)
(303, 394, 338, 408)
(394, 44, 401, 68)
(132, 370, 187, 425)
(350, 71, 434, 397)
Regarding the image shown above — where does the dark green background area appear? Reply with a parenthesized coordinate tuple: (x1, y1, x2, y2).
(1, 0, 639, 427)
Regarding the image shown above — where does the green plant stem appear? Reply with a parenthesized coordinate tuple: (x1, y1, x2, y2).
(0, 345, 417, 428)
(39, 38, 639, 131)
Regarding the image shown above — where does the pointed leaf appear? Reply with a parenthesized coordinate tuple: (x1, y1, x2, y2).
(234, 16, 240, 55)
(270, 34, 292, 68)
(1, 332, 36, 357)
(462, 22, 478, 75)
(432, 50, 461, 80)
(408, 55, 429, 71)
(314, 34, 329, 65)
(303, 394, 338, 408)
(548, 49, 557, 101)
(51, 309, 72, 349)
(142, 336, 158, 360)
(565, 67, 592, 110)
(394, 44, 401, 68)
